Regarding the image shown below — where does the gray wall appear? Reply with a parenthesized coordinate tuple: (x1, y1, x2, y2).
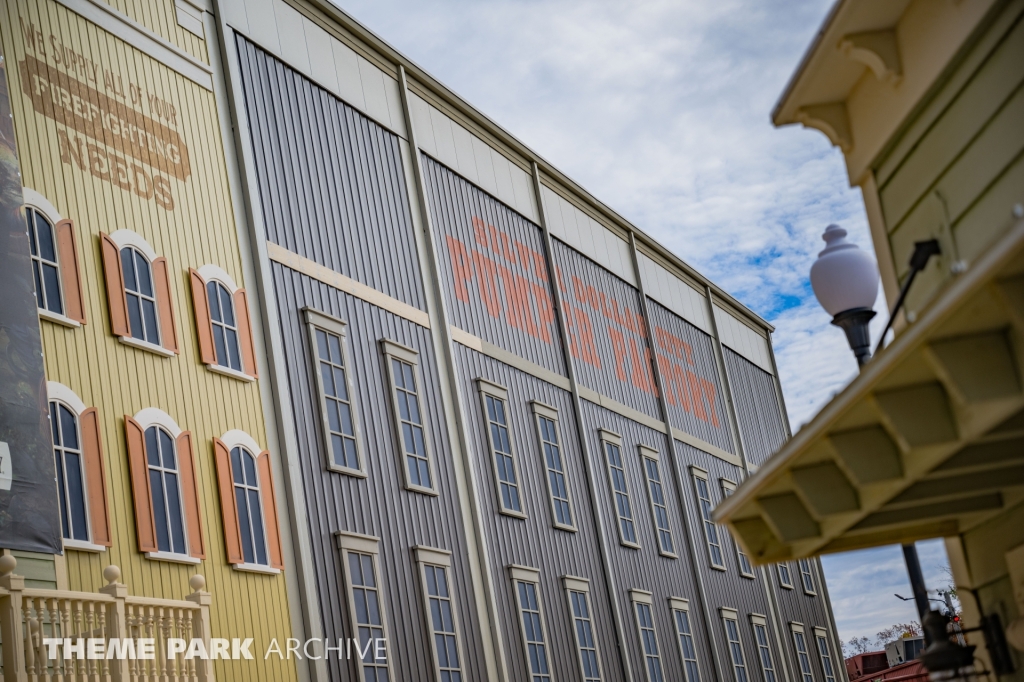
(723, 349, 787, 468)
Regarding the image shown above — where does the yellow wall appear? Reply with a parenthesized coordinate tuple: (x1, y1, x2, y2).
(0, 1, 296, 679)
(100, 0, 209, 64)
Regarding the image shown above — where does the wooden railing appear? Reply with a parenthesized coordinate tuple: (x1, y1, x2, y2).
(0, 556, 213, 681)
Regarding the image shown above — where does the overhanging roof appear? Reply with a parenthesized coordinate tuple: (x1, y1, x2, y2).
(714, 214, 1024, 561)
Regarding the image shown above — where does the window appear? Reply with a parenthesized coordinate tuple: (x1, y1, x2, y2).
(27, 205, 62, 315)
(192, 266, 259, 380)
(337, 532, 390, 681)
(124, 409, 203, 562)
(722, 610, 749, 682)
(778, 563, 794, 589)
(670, 598, 701, 682)
(213, 432, 284, 573)
(631, 591, 665, 682)
(814, 629, 837, 682)
(510, 566, 551, 682)
(383, 340, 435, 493)
(641, 447, 675, 557)
(480, 380, 523, 515)
(750, 616, 777, 682)
(47, 382, 110, 551)
(415, 547, 463, 682)
(798, 559, 816, 595)
(564, 576, 602, 682)
(101, 231, 178, 356)
(305, 309, 363, 475)
(692, 468, 724, 568)
(532, 402, 574, 530)
(600, 430, 637, 547)
(721, 480, 754, 578)
(791, 625, 814, 682)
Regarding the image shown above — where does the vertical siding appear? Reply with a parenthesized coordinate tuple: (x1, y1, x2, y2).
(648, 299, 734, 453)
(1, 2, 296, 680)
(724, 348, 788, 468)
(272, 264, 487, 682)
(552, 239, 661, 419)
(99, 0, 209, 63)
(237, 38, 426, 311)
(423, 155, 567, 376)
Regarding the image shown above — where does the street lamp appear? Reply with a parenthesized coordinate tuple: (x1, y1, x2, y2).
(810, 224, 879, 366)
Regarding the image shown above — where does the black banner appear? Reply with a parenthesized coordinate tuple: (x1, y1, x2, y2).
(0, 54, 62, 554)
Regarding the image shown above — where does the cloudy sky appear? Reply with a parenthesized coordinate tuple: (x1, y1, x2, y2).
(329, 0, 953, 647)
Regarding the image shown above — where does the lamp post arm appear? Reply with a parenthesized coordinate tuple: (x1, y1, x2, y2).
(875, 239, 941, 355)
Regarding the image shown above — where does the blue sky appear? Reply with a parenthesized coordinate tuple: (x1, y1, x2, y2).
(329, 0, 954, 647)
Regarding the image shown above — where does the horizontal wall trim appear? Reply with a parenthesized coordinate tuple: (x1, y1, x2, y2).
(673, 427, 742, 468)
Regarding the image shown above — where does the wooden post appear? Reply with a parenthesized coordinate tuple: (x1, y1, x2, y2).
(98, 565, 130, 682)
(185, 574, 213, 682)
(0, 555, 28, 682)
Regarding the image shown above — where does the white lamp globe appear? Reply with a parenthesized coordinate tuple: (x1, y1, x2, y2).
(810, 224, 879, 316)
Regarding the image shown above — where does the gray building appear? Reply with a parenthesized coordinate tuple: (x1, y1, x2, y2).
(205, 0, 847, 680)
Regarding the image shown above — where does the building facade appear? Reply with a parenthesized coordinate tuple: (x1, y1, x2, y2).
(210, 0, 845, 680)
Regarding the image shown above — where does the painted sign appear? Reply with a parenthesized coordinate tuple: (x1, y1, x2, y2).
(0, 53, 63, 553)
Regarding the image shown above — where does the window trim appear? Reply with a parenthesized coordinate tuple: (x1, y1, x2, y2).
(563, 575, 603, 682)
(304, 308, 365, 477)
(599, 430, 640, 549)
(509, 564, 552, 682)
(670, 597, 701, 682)
(144, 423, 191, 560)
(640, 446, 676, 559)
(798, 558, 817, 595)
(750, 614, 778, 682)
(813, 627, 837, 682)
(721, 608, 749, 682)
(777, 562, 794, 589)
(48, 390, 97, 549)
(414, 546, 464, 682)
(103, 230, 178, 355)
(790, 622, 815, 682)
(23, 197, 74, 325)
(532, 401, 576, 532)
(479, 380, 526, 518)
(630, 589, 665, 682)
(720, 479, 755, 579)
(336, 531, 391, 678)
(691, 467, 726, 570)
(383, 339, 437, 495)
(201, 266, 245, 376)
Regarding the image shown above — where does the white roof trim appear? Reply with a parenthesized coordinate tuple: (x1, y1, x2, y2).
(47, 382, 87, 415)
(133, 408, 183, 438)
(197, 264, 240, 293)
(22, 188, 62, 225)
(108, 230, 159, 262)
(219, 429, 262, 454)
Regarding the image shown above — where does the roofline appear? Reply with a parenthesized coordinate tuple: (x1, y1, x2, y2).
(310, 0, 774, 334)
(771, 0, 845, 125)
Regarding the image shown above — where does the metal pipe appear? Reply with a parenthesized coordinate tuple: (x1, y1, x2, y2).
(902, 543, 932, 640)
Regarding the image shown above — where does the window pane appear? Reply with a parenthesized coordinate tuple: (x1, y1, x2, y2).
(142, 299, 159, 344)
(43, 264, 62, 314)
(248, 488, 267, 565)
(121, 247, 137, 291)
(207, 281, 222, 321)
(135, 252, 153, 297)
(236, 486, 254, 563)
(165, 473, 186, 555)
(126, 294, 143, 340)
(159, 430, 175, 469)
(150, 468, 169, 552)
(219, 285, 235, 326)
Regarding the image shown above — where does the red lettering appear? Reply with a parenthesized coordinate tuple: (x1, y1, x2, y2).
(530, 282, 554, 343)
(686, 369, 708, 422)
(446, 235, 474, 303)
(498, 262, 539, 338)
(564, 303, 600, 367)
(472, 216, 488, 247)
(473, 252, 502, 318)
(698, 377, 720, 428)
(609, 328, 629, 382)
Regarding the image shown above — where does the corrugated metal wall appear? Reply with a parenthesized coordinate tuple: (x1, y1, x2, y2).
(648, 299, 734, 453)
(271, 263, 488, 681)
(553, 239, 661, 419)
(454, 344, 621, 681)
(724, 348, 787, 468)
(237, 38, 426, 311)
(423, 156, 567, 376)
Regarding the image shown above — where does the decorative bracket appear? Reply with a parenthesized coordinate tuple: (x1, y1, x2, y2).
(795, 102, 852, 152)
(839, 30, 902, 84)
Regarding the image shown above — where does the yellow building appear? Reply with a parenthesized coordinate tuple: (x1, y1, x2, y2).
(716, 0, 1024, 679)
(0, 0, 299, 679)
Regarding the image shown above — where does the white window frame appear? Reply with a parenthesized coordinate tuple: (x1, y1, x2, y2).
(47, 383, 104, 552)
(414, 546, 464, 682)
(532, 401, 576, 531)
(24, 200, 68, 322)
(813, 627, 837, 682)
(480, 380, 526, 517)
(564, 576, 603, 682)
(510, 565, 552, 682)
(305, 308, 365, 477)
(722, 608, 750, 682)
(107, 230, 172, 357)
(336, 531, 391, 680)
(669, 597, 701, 682)
(777, 562, 794, 589)
(383, 339, 437, 495)
(798, 559, 817, 595)
(790, 623, 815, 682)
(631, 589, 665, 682)
(640, 446, 676, 558)
(750, 614, 778, 682)
(199, 264, 249, 380)
(691, 467, 725, 570)
(599, 430, 639, 549)
(720, 479, 754, 578)
(228, 444, 271, 568)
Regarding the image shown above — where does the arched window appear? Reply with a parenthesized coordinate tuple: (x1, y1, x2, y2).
(47, 382, 111, 551)
(101, 231, 178, 356)
(190, 266, 258, 380)
(23, 190, 85, 326)
(125, 409, 204, 562)
(232, 447, 267, 565)
(28, 206, 62, 316)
